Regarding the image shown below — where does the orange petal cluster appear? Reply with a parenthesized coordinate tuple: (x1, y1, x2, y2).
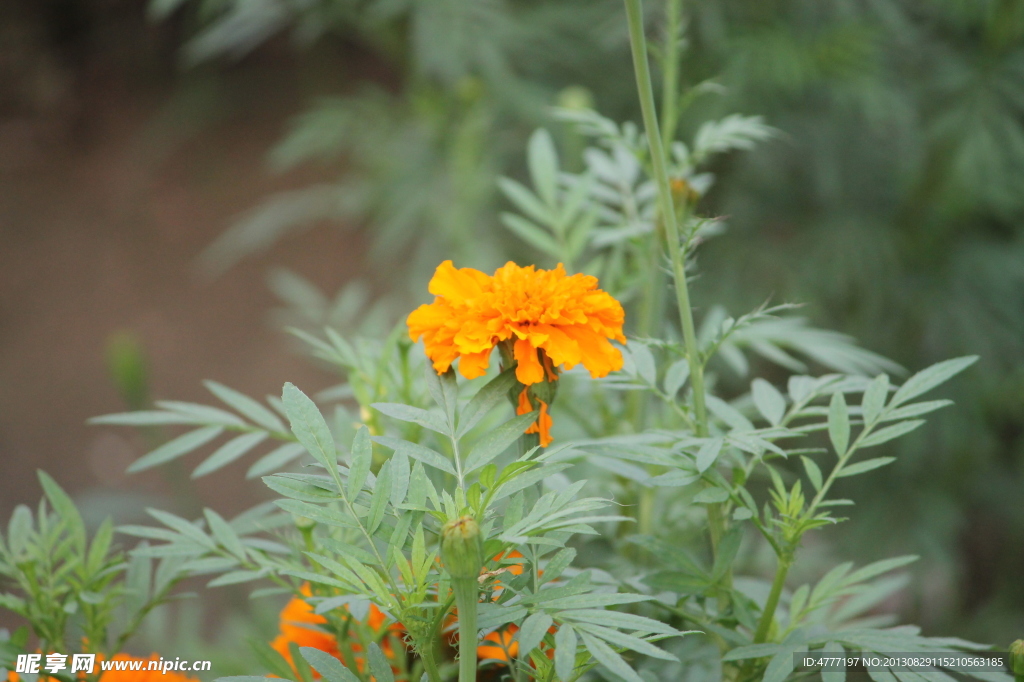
(271, 585, 404, 678)
(408, 261, 626, 385)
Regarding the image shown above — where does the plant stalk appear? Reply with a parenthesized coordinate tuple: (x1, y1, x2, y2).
(661, 0, 682, 149)
(753, 554, 792, 643)
(452, 576, 479, 682)
(624, 0, 726, 562)
(623, 0, 709, 440)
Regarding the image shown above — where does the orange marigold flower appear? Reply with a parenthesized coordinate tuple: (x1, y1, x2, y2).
(271, 585, 404, 678)
(516, 388, 553, 447)
(407, 261, 626, 384)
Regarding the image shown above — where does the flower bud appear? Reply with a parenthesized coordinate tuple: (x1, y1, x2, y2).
(441, 516, 483, 580)
(1010, 639, 1024, 677)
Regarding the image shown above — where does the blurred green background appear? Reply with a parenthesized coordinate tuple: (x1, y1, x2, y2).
(1, 0, 1021, 664)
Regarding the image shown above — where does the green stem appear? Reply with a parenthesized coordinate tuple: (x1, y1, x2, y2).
(623, 0, 708, 440)
(452, 577, 479, 682)
(661, 0, 682, 149)
(753, 554, 792, 643)
(624, 0, 725, 565)
(420, 644, 445, 682)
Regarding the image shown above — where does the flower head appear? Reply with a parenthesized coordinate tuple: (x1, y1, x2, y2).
(408, 261, 625, 445)
(408, 261, 626, 385)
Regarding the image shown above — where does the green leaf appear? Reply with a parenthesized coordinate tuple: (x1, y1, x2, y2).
(366, 643, 394, 682)
(890, 356, 977, 408)
(859, 421, 925, 448)
(146, 508, 214, 548)
(663, 359, 690, 396)
(204, 509, 247, 560)
(882, 400, 952, 421)
(367, 460, 392, 534)
(348, 426, 372, 498)
(517, 612, 554, 662)
(752, 379, 786, 426)
(463, 412, 539, 473)
(501, 213, 561, 257)
(695, 439, 724, 473)
(802, 456, 823, 491)
(374, 437, 456, 476)
(89, 411, 197, 426)
(458, 368, 517, 437)
(371, 403, 449, 436)
(38, 471, 86, 552)
(528, 128, 559, 206)
(764, 645, 804, 682)
(630, 344, 656, 386)
(390, 448, 410, 507)
(836, 457, 896, 478)
(424, 366, 458, 430)
(247, 442, 306, 478)
(157, 401, 248, 427)
(828, 391, 850, 456)
(128, 426, 224, 473)
(821, 641, 846, 682)
(193, 431, 269, 477)
(841, 555, 918, 586)
(692, 487, 730, 504)
(205, 380, 286, 433)
(712, 526, 742, 582)
(554, 624, 577, 681)
(282, 383, 337, 471)
(578, 630, 643, 682)
(498, 177, 552, 225)
(861, 374, 890, 426)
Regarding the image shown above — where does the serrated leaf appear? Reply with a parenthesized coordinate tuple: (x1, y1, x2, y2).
(554, 624, 577, 680)
(829, 392, 850, 456)
(836, 457, 896, 478)
(367, 460, 392, 534)
(371, 403, 449, 436)
(348, 426, 372, 498)
(821, 641, 846, 682)
(463, 413, 539, 473)
(299, 647, 359, 682)
(861, 374, 890, 426)
(423, 366, 458, 431)
(366, 643, 394, 682)
(528, 128, 559, 206)
(579, 630, 643, 682)
(193, 431, 268, 477)
(663, 359, 690, 396)
(501, 214, 561, 257)
(458, 368, 517, 437)
(859, 421, 925, 448)
(801, 456, 823, 491)
(882, 400, 953, 421)
(205, 380, 286, 432)
(692, 487, 730, 504)
(630, 344, 656, 386)
(752, 379, 786, 426)
(517, 612, 554, 661)
(128, 426, 224, 473)
(374, 437, 456, 476)
(695, 439, 724, 473)
(890, 357, 977, 408)
(281, 383, 337, 471)
(204, 509, 247, 560)
(89, 411, 197, 426)
(247, 442, 306, 478)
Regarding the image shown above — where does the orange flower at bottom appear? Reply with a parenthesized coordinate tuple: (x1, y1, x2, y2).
(271, 584, 404, 678)
(516, 389, 553, 447)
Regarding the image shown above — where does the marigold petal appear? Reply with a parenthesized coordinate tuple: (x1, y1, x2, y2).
(513, 339, 545, 385)
(428, 260, 491, 302)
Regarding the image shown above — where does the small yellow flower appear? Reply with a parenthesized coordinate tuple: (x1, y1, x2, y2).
(407, 261, 625, 444)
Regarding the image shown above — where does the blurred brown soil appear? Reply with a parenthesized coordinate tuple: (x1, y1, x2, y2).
(0, 2, 371, 526)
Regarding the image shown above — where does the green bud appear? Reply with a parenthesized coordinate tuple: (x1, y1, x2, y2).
(1010, 639, 1024, 676)
(441, 516, 483, 580)
(293, 515, 317, 531)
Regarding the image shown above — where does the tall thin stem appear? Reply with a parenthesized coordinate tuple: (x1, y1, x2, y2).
(623, 0, 709, 441)
(661, 0, 682, 149)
